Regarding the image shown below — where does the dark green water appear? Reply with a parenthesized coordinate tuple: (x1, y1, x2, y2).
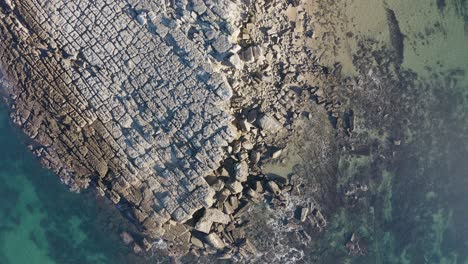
(313, 0, 468, 263)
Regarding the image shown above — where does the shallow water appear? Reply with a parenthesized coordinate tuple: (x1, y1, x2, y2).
(311, 0, 468, 263)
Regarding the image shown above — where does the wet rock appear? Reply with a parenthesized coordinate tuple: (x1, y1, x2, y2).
(120, 231, 134, 245)
(346, 233, 364, 256)
(309, 207, 327, 229)
(133, 243, 143, 254)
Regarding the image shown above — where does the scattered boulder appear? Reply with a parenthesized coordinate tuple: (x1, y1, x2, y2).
(205, 233, 225, 249)
(212, 36, 232, 53)
(226, 180, 243, 194)
(267, 181, 281, 195)
(195, 209, 230, 234)
(258, 114, 283, 133)
(229, 54, 244, 70)
(250, 150, 261, 164)
(234, 161, 249, 182)
(120, 231, 134, 245)
(271, 149, 282, 159)
(136, 13, 148, 25)
(299, 206, 309, 222)
(191, 236, 205, 249)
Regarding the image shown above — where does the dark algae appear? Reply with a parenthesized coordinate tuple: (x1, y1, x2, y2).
(385, 8, 405, 65)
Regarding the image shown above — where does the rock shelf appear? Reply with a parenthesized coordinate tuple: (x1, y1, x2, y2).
(0, 0, 333, 259)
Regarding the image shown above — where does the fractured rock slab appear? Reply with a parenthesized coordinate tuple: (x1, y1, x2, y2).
(0, 0, 241, 245)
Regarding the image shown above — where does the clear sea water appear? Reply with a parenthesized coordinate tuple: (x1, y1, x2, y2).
(0, 108, 147, 263)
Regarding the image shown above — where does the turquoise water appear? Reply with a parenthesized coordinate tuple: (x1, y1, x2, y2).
(0, 108, 146, 264)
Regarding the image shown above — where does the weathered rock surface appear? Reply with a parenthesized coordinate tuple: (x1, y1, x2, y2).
(0, 0, 337, 260)
(0, 0, 242, 248)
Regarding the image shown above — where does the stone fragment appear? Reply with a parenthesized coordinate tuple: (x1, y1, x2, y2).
(242, 139, 254, 150)
(226, 180, 243, 194)
(229, 54, 244, 70)
(250, 150, 261, 164)
(272, 149, 282, 159)
(212, 36, 231, 53)
(267, 181, 281, 195)
(258, 115, 282, 133)
(247, 188, 260, 199)
(133, 243, 143, 254)
(120, 232, 134, 245)
(191, 236, 205, 249)
(240, 238, 257, 254)
(195, 209, 230, 233)
(223, 201, 234, 215)
(234, 161, 249, 182)
(239, 119, 253, 132)
(255, 181, 264, 193)
(300, 206, 309, 222)
(136, 13, 148, 25)
(190, 0, 207, 15)
(205, 233, 225, 249)
(233, 202, 251, 218)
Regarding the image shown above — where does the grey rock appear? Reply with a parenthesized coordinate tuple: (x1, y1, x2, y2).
(205, 233, 225, 249)
(195, 209, 230, 233)
(212, 36, 232, 53)
(234, 161, 249, 182)
(226, 180, 243, 194)
(258, 115, 283, 133)
(267, 181, 281, 195)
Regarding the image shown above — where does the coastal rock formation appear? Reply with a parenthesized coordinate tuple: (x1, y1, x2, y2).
(0, 0, 335, 260)
(0, 0, 242, 247)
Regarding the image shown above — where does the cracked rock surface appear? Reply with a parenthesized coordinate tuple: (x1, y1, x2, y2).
(0, 0, 244, 249)
(0, 0, 334, 260)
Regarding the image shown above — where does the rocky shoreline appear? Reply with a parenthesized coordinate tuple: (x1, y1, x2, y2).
(0, 0, 339, 260)
(2, 0, 465, 263)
